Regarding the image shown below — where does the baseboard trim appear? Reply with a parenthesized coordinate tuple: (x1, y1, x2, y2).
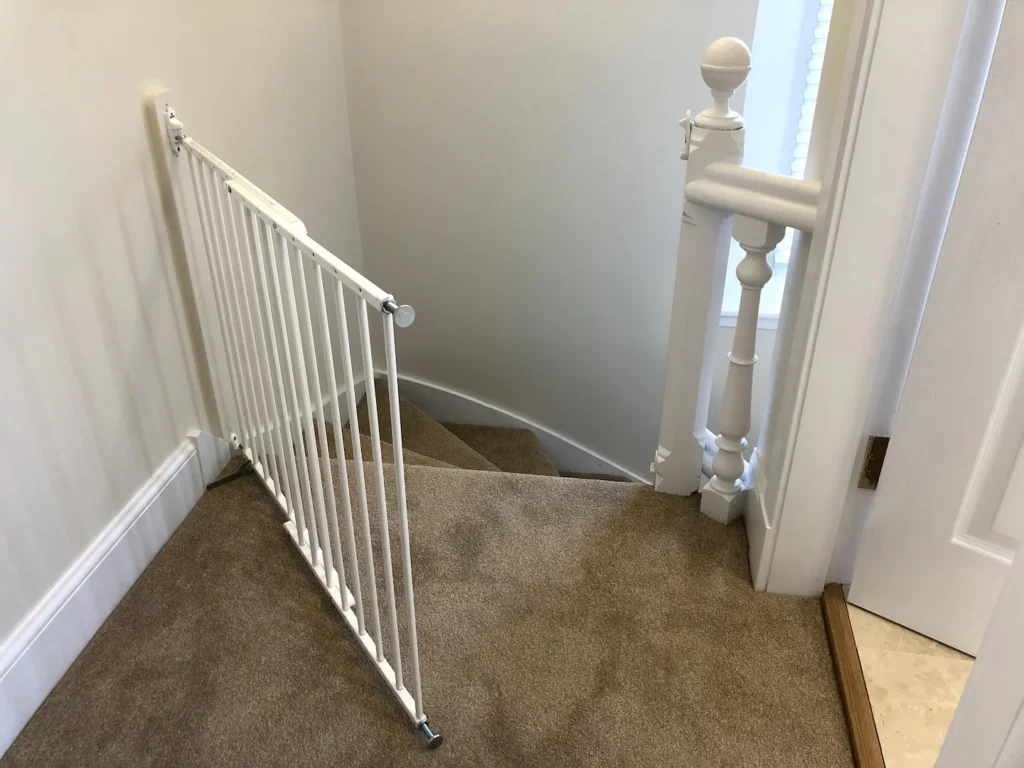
(0, 432, 228, 757)
(393, 373, 648, 483)
(746, 447, 775, 591)
(189, 428, 234, 486)
(821, 584, 885, 768)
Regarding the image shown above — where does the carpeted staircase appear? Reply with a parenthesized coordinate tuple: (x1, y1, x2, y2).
(1, 384, 853, 767)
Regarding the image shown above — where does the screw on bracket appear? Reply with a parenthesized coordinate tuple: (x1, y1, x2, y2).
(164, 105, 185, 154)
(680, 110, 693, 160)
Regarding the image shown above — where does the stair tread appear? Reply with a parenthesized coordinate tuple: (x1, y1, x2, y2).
(441, 423, 560, 477)
(559, 471, 633, 482)
(343, 427, 459, 470)
(356, 380, 499, 472)
(302, 422, 460, 470)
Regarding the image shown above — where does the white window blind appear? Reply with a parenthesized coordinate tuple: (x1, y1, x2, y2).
(774, 0, 832, 266)
(721, 0, 834, 323)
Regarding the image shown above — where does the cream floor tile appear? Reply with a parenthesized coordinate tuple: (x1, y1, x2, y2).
(848, 605, 972, 661)
(848, 607, 974, 768)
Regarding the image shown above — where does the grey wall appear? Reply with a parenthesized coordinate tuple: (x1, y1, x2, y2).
(339, 0, 758, 478)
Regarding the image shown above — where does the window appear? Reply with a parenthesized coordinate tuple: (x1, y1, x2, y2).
(721, 0, 833, 327)
(791, 0, 833, 182)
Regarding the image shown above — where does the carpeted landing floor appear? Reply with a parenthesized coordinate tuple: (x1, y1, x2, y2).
(2, 392, 852, 767)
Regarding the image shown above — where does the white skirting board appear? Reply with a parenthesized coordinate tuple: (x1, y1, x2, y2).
(745, 447, 774, 591)
(392, 373, 648, 483)
(0, 431, 231, 757)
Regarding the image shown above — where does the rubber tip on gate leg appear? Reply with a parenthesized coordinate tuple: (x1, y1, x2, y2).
(419, 721, 443, 749)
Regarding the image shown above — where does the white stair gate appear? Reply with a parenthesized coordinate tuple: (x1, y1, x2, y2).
(152, 96, 441, 748)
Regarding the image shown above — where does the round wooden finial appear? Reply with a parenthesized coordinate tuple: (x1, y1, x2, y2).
(696, 37, 751, 128)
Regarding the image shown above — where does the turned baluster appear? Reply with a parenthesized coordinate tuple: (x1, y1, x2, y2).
(701, 215, 785, 523)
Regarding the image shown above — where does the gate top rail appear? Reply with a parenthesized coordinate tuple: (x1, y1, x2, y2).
(225, 177, 395, 312)
(183, 137, 306, 234)
(177, 132, 400, 314)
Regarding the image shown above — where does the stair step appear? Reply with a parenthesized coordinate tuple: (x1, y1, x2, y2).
(356, 380, 499, 472)
(441, 424, 560, 477)
(303, 421, 459, 470)
(559, 471, 633, 482)
(345, 428, 459, 470)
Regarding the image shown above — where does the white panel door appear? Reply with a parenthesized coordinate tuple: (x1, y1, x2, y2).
(847, 3, 1023, 656)
(937, 539, 1024, 766)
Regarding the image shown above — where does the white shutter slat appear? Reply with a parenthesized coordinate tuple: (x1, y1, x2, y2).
(777, 0, 831, 265)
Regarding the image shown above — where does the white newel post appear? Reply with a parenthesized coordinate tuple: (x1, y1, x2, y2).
(654, 38, 752, 495)
(701, 216, 784, 523)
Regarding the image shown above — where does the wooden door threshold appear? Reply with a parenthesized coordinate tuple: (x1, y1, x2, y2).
(822, 583, 886, 767)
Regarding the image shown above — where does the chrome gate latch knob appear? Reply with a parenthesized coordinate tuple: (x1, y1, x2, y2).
(383, 299, 416, 328)
(394, 304, 416, 328)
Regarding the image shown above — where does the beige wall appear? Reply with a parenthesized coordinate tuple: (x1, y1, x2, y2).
(0, 0, 361, 641)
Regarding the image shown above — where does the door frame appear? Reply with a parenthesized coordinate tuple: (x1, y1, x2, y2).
(751, 0, 1007, 594)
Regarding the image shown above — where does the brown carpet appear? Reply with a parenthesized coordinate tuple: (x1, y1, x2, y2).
(442, 423, 560, 477)
(302, 417, 459, 471)
(319, 422, 460, 470)
(356, 381, 498, 472)
(2, 457, 852, 767)
(345, 427, 459, 470)
(560, 471, 633, 482)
